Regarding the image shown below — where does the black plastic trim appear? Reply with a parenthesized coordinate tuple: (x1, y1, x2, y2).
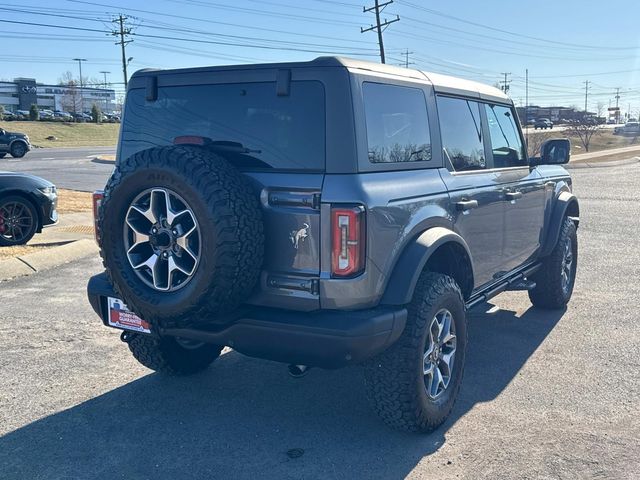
(87, 272, 407, 369)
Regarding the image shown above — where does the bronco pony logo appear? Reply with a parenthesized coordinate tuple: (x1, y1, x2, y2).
(289, 223, 310, 249)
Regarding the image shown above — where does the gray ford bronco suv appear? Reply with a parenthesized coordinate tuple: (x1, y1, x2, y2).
(87, 57, 579, 432)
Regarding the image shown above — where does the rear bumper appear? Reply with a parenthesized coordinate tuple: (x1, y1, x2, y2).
(87, 272, 407, 369)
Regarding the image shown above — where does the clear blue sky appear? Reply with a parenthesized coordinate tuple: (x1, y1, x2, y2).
(3, 0, 640, 116)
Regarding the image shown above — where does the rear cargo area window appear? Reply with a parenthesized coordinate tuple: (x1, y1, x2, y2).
(363, 82, 431, 164)
(120, 81, 325, 170)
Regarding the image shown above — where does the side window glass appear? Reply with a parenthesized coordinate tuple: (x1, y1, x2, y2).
(363, 82, 431, 164)
(484, 104, 527, 168)
(437, 96, 486, 171)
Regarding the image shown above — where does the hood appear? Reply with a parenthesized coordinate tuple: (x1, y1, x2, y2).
(0, 171, 54, 188)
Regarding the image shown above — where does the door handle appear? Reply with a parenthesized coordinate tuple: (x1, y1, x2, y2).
(505, 191, 523, 201)
(545, 181, 556, 189)
(455, 199, 479, 211)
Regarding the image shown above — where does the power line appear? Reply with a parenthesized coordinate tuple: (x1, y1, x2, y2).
(361, 0, 400, 63)
(396, 0, 639, 51)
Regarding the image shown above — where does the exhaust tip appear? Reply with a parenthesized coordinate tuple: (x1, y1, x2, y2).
(287, 364, 310, 378)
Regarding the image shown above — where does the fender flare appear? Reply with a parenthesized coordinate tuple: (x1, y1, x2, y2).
(380, 227, 474, 305)
(540, 191, 579, 257)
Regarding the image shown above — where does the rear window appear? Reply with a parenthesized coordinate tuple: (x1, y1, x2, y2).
(363, 82, 431, 164)
(119, 81, 325, 170)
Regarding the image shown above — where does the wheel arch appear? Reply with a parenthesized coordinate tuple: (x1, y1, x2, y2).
(380, 227, 474, 305)
(540, 191, 579, 258)
(9, 138, 28, 150)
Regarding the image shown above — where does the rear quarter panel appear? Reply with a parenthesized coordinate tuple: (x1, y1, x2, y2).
(320, 170, 451, 309)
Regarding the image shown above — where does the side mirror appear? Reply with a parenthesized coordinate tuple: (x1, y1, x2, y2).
(532, 138, 571, 166)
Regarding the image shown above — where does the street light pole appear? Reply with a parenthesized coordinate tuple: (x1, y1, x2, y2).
(73, 58, 87, 113)
(99, 71, 110, 113)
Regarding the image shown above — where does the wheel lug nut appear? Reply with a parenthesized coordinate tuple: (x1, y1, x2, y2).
(163, 252, 168, 258)
(172, 229, 178, 235)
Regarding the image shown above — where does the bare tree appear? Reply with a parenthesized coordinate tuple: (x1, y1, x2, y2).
(527, 131, 556, 157)
(596, 102, 605, 119)
(565, 119, 601, 153)
(58, 71, 83, 114)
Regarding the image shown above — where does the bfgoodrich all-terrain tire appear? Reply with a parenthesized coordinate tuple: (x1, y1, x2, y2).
(126, 333, 223, 375)
(528, 217, 577, 309)
(100, 146, 264, 329)
(364, 272, 467, 433)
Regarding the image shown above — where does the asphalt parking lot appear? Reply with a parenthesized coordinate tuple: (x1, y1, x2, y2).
(1, 146, 115, 191)
(0, 163, 638, 479)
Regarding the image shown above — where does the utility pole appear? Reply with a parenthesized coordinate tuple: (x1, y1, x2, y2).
(99, 71, 110, 112)
(112, 15, 133, 88)
(73, 58, 87, 113)
(500, 72, 511, 94)
(583, 80, 590, 114)
(401, 49, 414, 68)
(525, 68, 529, 144)
(361, 0, 399, 64)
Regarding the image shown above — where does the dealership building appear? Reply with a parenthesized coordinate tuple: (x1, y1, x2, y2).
(0, 77, 116, 114)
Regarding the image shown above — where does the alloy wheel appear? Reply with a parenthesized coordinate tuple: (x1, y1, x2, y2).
(0, 200, 34, 243)
(561, 238, 574, 294)
(423, 308, 457, 399)
(124, 188, 201, 292)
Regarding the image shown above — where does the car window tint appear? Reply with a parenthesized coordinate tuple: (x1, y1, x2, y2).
(120, 81, 325, 171)
(437, 96, 486, 171)
(484, 104, 527, 168)
(363, 82, 431, 163)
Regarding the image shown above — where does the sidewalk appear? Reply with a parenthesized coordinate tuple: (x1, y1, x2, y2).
(572, 144, 640, 162)
(0, 212, 96, 282)
(34, 211, 94, 245)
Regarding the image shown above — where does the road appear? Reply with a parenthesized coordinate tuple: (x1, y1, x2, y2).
(0, 163, 639, 479)
(0, 146, 115, 191)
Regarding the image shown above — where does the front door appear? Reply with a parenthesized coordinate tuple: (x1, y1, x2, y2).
(483, 103, 546, 271)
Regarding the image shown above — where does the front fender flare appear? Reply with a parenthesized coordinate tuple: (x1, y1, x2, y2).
(380, 227, 474, 305)
(540, 191, 579, 257)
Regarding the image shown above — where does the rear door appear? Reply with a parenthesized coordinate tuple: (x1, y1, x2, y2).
(483, 102, 546, 271)
(437, 96, 506, 288)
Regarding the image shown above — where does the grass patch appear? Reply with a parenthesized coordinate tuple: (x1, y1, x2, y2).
(571, 131, 640, 154)
(57, 189, 93, 214)
(525, 129, 640, 155)
(0, 121, 119, 147)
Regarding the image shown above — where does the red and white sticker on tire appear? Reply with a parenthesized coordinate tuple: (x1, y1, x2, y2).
(107, 297, 151, 334)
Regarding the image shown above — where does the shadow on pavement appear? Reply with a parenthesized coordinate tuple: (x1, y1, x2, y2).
(0, 302, 565, 479)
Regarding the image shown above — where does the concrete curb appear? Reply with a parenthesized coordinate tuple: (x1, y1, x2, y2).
(566, 157, 640, 169)
(0, 239, 97, 283)
(91, 156, 115, 165)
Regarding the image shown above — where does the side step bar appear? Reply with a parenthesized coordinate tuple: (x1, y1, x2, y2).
(466, 263, 541, 310)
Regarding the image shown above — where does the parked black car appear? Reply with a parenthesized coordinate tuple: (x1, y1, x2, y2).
(0, 128, 31, 158)
(0, 172, 58, 246)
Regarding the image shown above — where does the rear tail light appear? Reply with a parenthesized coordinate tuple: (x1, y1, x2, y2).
(331, 206, 366, 278)
(92, 190, 104, 245)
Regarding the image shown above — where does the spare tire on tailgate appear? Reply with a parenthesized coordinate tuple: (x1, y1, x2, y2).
(100, 145, 264, 328)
